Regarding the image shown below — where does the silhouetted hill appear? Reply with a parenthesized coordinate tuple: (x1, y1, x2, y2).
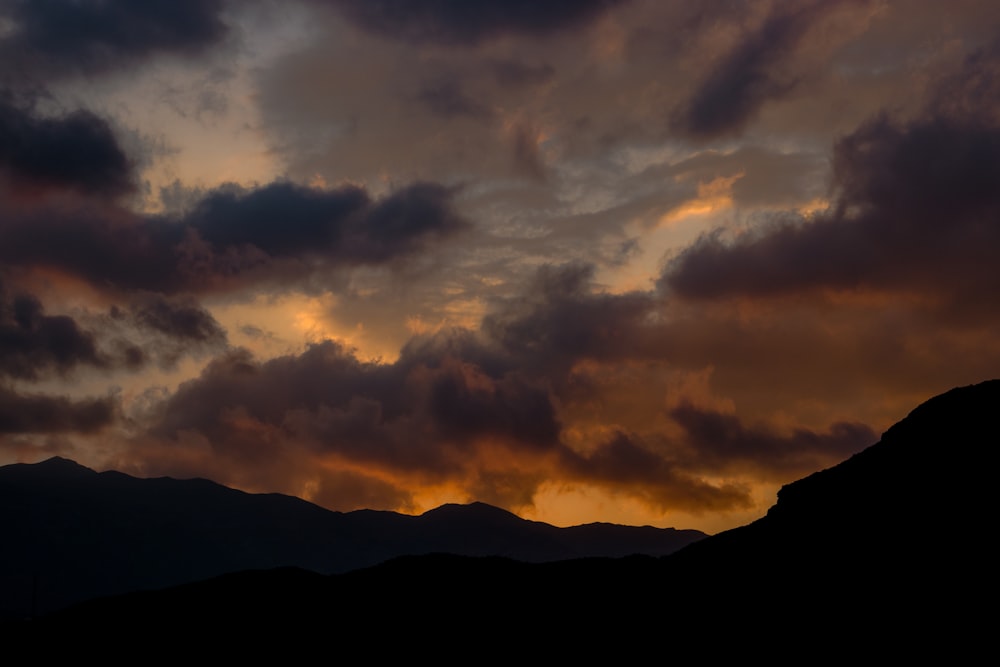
(658, 379, 998, 651)
(669, 379, 998, 570)
(4, 381, 996, 658)
(0, 457, 704, 617)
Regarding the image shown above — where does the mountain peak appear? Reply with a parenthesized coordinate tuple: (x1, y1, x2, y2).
(420, 501, 524, 522)
(0, 456, 96, 479)
(38, 456, 93, 469)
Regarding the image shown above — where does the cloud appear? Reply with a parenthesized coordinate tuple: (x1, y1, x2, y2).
(97, 293, 228, 370)
(135, 334, 762, 514)
(0, 386, 115, 434)
(0, 200, 189, 294)
(186, 182, 371, 259)
(0, 283, 105, 379)
(0, 278, 231, 379)
(150, 339, 558, 473)
(0, 0, 228, 83)
(339, 182, 468, 262)
(125, 262, 886, 516)
(418, 355, 560, 448)
(123, 294, 226, 345)
(664, 45, 1000, 304)
(670, 403, 875, 480)
(325, 0, 627, 46)
(0, 181, 468, 295)
(255, 2, 707, 188)
(562, 431, 753, 512)
(672, 0, 876, 139)
(0, 92, 134, 196)
(482, 263, 658, 378)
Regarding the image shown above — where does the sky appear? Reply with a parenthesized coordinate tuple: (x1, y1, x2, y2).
(1, 0, 999, 534)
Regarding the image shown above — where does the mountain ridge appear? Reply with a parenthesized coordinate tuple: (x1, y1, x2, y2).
(3, 380, 997, 658)
(0, 455, 706, 617)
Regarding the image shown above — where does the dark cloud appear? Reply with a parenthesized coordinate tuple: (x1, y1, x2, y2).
(483, 263, 657, 377)
(139, 334, 759, 514)
(0, 201, 188, 294)
(326, 0, 627, 46)
(152, 345, 378, 441)
(119, 255, 915, 516)
(664, 52, 1000, 303)
(341, 182, 467, 262)
(673, 1, 856, 139)
(0, 386, 115, 434)
(101, 293, 228, 370)
(152, 338, 556, 472)
(670, 403, 875, 479)
(0, 181, 468, 295)
(0, 281, 224, 378)
(0, 284, 105, 379)
(0, 0, 228, 82)
(124, 294, 226, 345)
(187, 182, 370, 259)
(563, 431, 753, 512)
(422, 356, 559, 448)
(0, 93, 133, 196)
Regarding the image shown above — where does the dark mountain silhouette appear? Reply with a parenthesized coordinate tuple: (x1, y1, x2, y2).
(0, 457, 704, 617)
(3, 380, 996, 658)
(670, 378, 995, 574)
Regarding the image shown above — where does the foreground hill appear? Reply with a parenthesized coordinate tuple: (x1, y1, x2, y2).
(4, 380, 996, 658)
(0, 457, 704, 616)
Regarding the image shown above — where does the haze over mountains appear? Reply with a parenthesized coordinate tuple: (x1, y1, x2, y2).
(3, 380, 996, 658)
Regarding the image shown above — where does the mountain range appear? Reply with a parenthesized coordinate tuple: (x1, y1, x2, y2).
(0, 456, 704, 617)
(3, 379, 996, 658)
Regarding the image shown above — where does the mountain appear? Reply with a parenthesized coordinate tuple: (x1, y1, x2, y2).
(670, 378, 996, 571)
(0, 457, 705, 617)
(654, 378, 998, 652)
(4, 380, 996, 658)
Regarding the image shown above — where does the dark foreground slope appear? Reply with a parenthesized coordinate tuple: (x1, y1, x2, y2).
(675, 378, 997, 563)
(5, 381, 997, 658)
(659, 379, 998, 649)
(0, 459, 703, 616)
